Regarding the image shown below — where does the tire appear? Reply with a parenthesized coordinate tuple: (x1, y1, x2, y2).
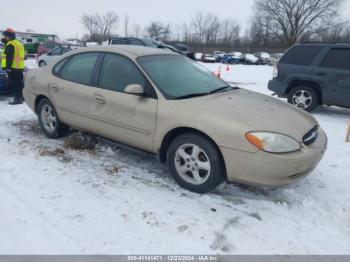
(288, 85, 320, 112)
(167, 133, 225, 193)
(37, 98, 69, 138)
(39, 61, 47, 67)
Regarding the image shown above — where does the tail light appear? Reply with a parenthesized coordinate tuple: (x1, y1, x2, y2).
(273, 65, 279, 78)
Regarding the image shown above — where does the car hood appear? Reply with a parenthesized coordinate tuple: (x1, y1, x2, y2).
(179, 89, 318, 142)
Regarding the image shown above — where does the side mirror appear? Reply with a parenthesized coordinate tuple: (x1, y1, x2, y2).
(124, 84, 145, 95)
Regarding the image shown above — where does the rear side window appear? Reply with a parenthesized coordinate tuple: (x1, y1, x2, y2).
(110, 39, 128, 45)
(280, 46, 324, 66)
(128, 39, 143, 46)
(98, 54, 147, 93)
(61, 53, 99, 85)
(49, 48, 62, 56)
(53, 58, 68, 76)
(319, 48, 350, 70)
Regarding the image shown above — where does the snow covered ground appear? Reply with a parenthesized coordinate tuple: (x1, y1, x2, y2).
(0, 60, 350, 254)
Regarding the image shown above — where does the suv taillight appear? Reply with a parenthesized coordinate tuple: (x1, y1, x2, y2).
(273, 65, 279, 78)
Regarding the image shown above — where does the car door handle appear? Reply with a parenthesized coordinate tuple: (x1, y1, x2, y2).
(94, 94, 106, 104)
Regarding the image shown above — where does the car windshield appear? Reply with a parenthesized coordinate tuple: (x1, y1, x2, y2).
(142, 39, 159, 48)
(138, 55, 230, 99)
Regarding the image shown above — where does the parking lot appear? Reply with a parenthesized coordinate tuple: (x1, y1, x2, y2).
(0, 59, 349, 254)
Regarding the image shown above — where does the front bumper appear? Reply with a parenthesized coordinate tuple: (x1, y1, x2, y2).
(268, 78, 288, 97)
(220, 128, 328, 187)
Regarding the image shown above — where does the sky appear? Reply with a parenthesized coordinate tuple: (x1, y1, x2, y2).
(1, 0, 350, 39)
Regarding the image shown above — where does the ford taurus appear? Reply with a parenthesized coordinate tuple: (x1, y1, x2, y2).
(23, 46, 327, 193)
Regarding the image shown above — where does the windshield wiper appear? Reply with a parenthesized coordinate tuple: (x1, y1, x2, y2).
(209, 85, 238, 94)
(174, 86, 238, 100)
(174, 93, 209, 100)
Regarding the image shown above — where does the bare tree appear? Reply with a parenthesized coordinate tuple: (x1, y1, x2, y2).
(123, 14, 130, 37)
(191, 12, 221, 45)
(181, 22, 192, 42)
(81, 14, 98, 37)
(191, 13, 206, 44)
(81, 12, 118, 42)
(253, 0, 344, 47)
(132, 24, 142, 38)
(219, 19, 241, 45)
(312, 21, 350, 41)
(145, 21, 171, 41)
(204, 13, 221, 45)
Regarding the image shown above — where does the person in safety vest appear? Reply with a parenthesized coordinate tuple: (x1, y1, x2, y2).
(1, 28, 25, 105)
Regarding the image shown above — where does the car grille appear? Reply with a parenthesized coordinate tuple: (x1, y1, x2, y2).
(303, 126, 319, 146)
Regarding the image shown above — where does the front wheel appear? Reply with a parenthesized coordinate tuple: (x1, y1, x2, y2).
(288, 85, 319, 112)
(37, 98, 69, 138)
(167, 133, 225, 193)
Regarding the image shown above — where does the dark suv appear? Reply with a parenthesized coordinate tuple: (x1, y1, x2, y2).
(109, 37, 194, 59)
(268, 43, 350, 111)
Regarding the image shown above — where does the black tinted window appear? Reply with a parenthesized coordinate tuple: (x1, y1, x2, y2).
(62, 48, 71, 54)
(49, 48, 62, 56)
(61, 53, 99, 85)
(99, 54, 147, 92)
(280, 46, 324, 66)
(320, 48, 350, 70)
(110, 39, 128, 45)
(128, 39, 143, 46)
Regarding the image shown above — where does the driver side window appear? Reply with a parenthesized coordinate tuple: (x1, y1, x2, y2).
(98, 54, 148, 93)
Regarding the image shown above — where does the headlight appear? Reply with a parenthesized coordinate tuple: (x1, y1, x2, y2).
(246, 131, 301, 153)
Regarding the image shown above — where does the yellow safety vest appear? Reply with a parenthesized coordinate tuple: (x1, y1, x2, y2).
(1, 39, 25, 70)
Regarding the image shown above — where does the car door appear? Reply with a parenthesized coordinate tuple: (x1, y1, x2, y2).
(49, 52, 100, 131)
(89, 53, 158, 151)
(316, 48, 350, 107)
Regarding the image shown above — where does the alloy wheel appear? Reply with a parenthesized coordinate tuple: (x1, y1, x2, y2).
(174, 143, 211, 185)
(292, 90, 313, 109)
(40, 104, 57, 133)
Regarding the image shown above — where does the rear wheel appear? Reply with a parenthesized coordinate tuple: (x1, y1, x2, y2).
(167, 133, 225, 193)
(288, 85, 319, 112)
(39, 61, 47, 67)
(37, 98, 69, 138)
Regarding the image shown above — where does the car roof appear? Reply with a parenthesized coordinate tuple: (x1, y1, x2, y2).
(65, 45, 177, 59)
(297, 42, 350, 48)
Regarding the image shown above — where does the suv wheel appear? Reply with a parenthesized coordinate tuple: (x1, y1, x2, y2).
(288, 86, 319, 112)
(37, 98, 69, 138)
(39, 61, 47, 67)
(167, 133, 225, 193)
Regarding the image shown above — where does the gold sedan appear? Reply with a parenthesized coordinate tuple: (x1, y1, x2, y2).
(23, 45, 327, 193)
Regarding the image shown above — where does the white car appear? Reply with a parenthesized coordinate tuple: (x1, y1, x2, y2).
(214, 51, 226, 61)
(255, 52, 271, 65)
(37, 46, 72, 67)
(229, 51, 242, 57)
(240, 54, 258, 65)
(202, 54, 216, 63)
(268, 53, 284, 66)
